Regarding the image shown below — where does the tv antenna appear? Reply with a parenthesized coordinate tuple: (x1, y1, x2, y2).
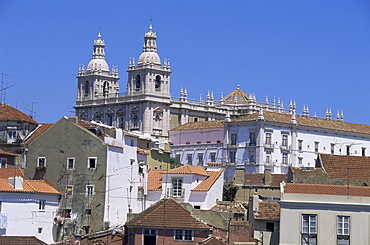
(0, 72, 13, 104)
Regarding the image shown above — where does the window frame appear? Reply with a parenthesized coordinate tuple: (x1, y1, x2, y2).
(38, 200, 46, 210)
(37, 157, 46, 168)
(314, 142, 319, 153)
(197, 153, 204, 165)
(298, 140, 303, 151)
(87, 157, 97, 170)
(282, 134, 288, 147)
(86, 185, 95, 196)
(66, 158, 75, 170)
(187, 154, 192, 165)
(65, 185, 73, 198)
(0, 158, 7, 168)
(337, 215, 350, 245)
(301, 214, 317, 245)
(174, 230, 193, 241)
(171, 178, 183, 198)
(265, 133, 272, 146)
(210, 152, 216, 162)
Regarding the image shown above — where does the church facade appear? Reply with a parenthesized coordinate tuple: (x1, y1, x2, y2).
(74, 24, 287, 141)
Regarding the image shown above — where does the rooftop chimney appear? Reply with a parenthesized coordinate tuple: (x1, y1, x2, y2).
(263, 169, 272, 186)
(8, 176, 23, 189)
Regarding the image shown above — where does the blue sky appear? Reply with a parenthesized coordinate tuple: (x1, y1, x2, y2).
(1, 1, 370, 125)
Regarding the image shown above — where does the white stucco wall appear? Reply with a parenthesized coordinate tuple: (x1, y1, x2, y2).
(0, 192, 59, 243)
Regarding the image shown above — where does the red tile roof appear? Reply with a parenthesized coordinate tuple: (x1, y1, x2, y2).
(25, 123, 54, 145)
(206, 162, 222, 166)
(0, 168, 24, 178)
(220, 88, 250, 105)
(243, 173, 287, 187)
(198, 237, 230, 245)
(319, 154, 370, 179)
(125, 199, 209, 229)
(254, 201, 280, 220)
(0, 236, 47, 245)
(192, 170, 223, 191)
(0, 178, 60, 194)
(147, 169, 166, 191)
(0, 104, 38, 124)
(284, 183, 370, 197)
(137, 148, 149, 155)
(171, 120, 224, 131)
(234, 111, 370, 135)
(167, 165, 209, 176)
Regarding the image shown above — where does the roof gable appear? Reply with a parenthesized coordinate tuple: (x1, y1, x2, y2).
(125, 199, 208, 229)
(167, 165, 209, 176)
(192, 170, 223, 191)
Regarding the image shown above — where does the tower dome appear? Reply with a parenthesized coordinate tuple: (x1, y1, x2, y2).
(138, 23, 161, 65)
(87, 32, 109, 73)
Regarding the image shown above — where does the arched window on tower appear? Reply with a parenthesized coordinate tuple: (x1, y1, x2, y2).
(135, 75, 141, 90)
(117, 109, 125, 129)
(106, 110, 113, 126)
(103, 81, 109, 97)
(155, 75, 161, 91)
(84, 81, 89, 96)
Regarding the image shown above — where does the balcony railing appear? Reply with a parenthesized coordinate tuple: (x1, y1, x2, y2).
(166, 188, 185, 198)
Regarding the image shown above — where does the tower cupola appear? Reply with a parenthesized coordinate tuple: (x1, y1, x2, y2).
(138, 23, 161, 65)
(87, 32, 109, 73)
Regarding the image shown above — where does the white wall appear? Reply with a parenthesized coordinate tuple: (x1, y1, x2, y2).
(0, 192, 59, 244)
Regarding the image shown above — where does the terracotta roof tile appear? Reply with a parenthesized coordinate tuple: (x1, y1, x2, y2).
(0, 236, 47, 245)
(0, 178, 60, 194)
(319, 154, 370, 179)
(125, 199, 209, 229)
(137, 147, 150, 155)
(171, 120, 223, 131)
(219, 88, 250, 104)
(206, 162, 222, 166)
(0, 104, 38, 124)
(25, 123, 53, 145)
(254, 201, 280, 220)
(284, 183, 370, 197)
(244, 173, 287, 187)
(234, 111, 370, 135)
(147, 169, 166, 191)
(168, 165, 209, 176)
(192, 170, 223, 191)
(198, 237, 230, 245)
(0, 168, 24, 178)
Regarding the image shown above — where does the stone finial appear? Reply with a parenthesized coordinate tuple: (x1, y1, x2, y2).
(291, 111, 297, 124)
(225, 110, 231, 123)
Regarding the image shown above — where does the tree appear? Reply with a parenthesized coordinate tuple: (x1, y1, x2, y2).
(223, 181, 239, 201)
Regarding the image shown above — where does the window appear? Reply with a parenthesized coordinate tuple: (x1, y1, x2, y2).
(38, 200, 46, 210)
(86, 185, 94, 196)
(230, 151, 236, 163)
(249, 153, 255, 163)
(172, 178, 183, 198)
(66, 158, 75, 170)
(0, 201, 2, 212)
(175, 230, 193, 241)
(155, 75, 161, 91)
(266, 222, 274, 232)
(63, 209, 72, 218)
(362, 147, 366, 156)
(84, 80, 89, 95)
(302, 214, 317, 245)
(337, 216, 350, 245)
(197, 153, 204, 165)
(298, 157, 303, 165)
(135, 75, 141, 89)
(331, 143, 335, 154)
(282, 153, 288, 165)
(0, 158, 6, 168)
(175, 154, 181, 163)
(37, 157, 46, 168)
(138, 162, 144, 174)
(82, 226, 90, 234)
(265, 133, 272, 146)
(88, 157, 97, 169)
(85, 209, 92, 215)
(298, 140, 303, 151)
(314, 142, 319, 153)
(187, 154, 192, 165)
(65, 185, 73, 197)
(282, 135, 288, 147)
(346, 145, 350, 156)
(137, 186, 144, 200)
(249, 132, 256, 146)
(231, 133, 238, 145)
(210, 152, 216, 162)
(266, 153, 271, 164)
(38, 227, 43, 234)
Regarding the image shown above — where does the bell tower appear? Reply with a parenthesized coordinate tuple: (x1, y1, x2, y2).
(76, 33, 119, 121)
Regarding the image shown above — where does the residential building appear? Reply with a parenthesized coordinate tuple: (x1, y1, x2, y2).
(125, 199, 211, 244)
(23, 116, 149, 240)
(171, 110, 370, 175)
(280, 182, 370, 245)
(146, 163, 224, 210)
(0, 149, 19, 168)
(0, 169, 60, 244)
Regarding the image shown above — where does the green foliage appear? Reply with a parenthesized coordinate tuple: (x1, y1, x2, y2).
(223, 181, 239, 201)
(170, 157, 178, 164)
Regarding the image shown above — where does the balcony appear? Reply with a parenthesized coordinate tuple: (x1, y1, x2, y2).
(246, 143, 257, 148)
(264, 143, 274, 149)
(166, 188, 185, 199)
(280, 144, 290, 151)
